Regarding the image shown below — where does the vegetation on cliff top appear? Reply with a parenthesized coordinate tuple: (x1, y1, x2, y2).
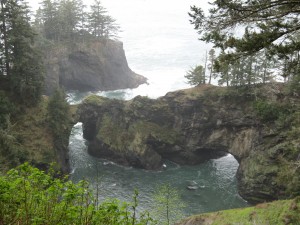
(177, 197, 300, 225)
(35, 0, 120, 45)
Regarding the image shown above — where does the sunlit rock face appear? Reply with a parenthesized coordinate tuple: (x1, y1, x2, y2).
(44, 39, 147, 95)
(78, 84, 300, 203)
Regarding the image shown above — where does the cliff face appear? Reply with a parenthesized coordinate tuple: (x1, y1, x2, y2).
(44, 39, 147, 95)
(78, 84, 300, 203)
(0, 96, 74, 174)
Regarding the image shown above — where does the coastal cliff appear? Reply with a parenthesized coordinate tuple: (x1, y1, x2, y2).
(78, 84, 300, 203)
(44, 39, 147, 95)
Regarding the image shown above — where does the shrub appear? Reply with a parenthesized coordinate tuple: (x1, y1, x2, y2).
(0, 163, 156, 225)
(253, 100, 290, 122)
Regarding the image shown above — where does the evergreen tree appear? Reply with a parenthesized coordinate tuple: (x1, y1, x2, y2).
(185, 65, 206, 86)
(0, 0, 44, 105)
(189, 0, 300, 89)
(88, 0, 119, 39)
(47, 88, 70, 146)
(57, 0, 82, 41)
(103, 15, 120, 39)
(207, 48, 216, 84)
(88, 0, 107, 38)
(0, 0, 10, 76)
(215, 51, 230, 86)
(39, 0, 60, 40)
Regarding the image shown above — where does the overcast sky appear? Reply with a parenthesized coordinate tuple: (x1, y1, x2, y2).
(26, 0, 209, 43)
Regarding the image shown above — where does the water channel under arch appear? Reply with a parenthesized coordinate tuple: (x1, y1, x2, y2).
(69, 113, 248, 216)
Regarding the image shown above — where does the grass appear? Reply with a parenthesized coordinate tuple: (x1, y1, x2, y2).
(178, 197, 300, 225)
(82, 95, 108, 106)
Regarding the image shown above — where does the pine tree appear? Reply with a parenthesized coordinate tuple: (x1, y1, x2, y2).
(39, 0, 60, 40)
(0, 0, 10, 77)
(1, 0, 44, 105)
(215, 51, 230, 86)
(208, 48, 216, 84)
(57, 0, 82, 41)
(88, 0, 107, 38)
(88, 0, 119, 39)
(189, 0, 300, 90)
(185, 65, 206, 86)
(47, 88, 70, 147)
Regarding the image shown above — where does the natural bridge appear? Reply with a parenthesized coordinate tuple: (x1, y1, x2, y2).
(76, 84, 300, 204)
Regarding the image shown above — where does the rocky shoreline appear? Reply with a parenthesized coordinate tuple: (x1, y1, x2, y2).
(77, 84, 300, 203)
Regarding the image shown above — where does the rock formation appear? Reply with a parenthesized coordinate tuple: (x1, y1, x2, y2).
(77, 84, 300, 203)
(44, 39, 147, 95)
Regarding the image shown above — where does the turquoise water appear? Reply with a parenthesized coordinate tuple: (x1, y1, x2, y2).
(69, 122, 248, 216)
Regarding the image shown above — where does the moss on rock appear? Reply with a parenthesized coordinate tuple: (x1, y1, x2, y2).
(0, 96, 73, 173)
(78, 84, 300, 202)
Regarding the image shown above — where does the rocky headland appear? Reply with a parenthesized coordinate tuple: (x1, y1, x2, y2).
(44, 39, 147, 95)
(77, 84, 300, 203)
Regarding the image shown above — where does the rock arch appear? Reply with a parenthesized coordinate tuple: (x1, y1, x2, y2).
(77, 85, 300, 203)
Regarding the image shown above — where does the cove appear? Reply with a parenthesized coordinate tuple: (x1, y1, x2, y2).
(68, 91, 249, 216)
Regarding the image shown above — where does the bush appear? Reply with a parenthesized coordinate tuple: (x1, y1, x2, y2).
(47, 89, 71, 145)
(253, 100, 290, 122)
(0, 92, 14, 130)
(185, 65, 206, 86)
(0, 163, 156, 225)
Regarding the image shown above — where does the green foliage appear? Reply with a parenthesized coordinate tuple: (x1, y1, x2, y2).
(36, 0, 120, 43)
(276, 157, 300, 198)
(0, 92, 24, 170)
(189, 0, 300, 89)
(47, 89, 71, 145)
(89, 0, 120, 39)
(0, 0, 44, 106)
(152, 183, 186, 225)
(0, 163, 156, 225)
(185, 65, 205, 86)
(97, 113, 179, 153)
(180, 197, 300, 225)
(0, 92, 14, 130)
(253, 100, 290, 122)
(83, 95, 108, 106)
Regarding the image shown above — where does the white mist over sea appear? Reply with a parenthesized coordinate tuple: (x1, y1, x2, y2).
(29, 0, 211, 99)
(101, 0, 211, 98)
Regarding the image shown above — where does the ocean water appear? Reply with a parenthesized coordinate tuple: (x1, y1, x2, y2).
(69, 123, 248, 216)
(63, 0, 249, 217)
(65, 0, 212, 101)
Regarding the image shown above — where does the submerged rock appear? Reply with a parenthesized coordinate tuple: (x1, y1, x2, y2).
(78, 84, 300, 203)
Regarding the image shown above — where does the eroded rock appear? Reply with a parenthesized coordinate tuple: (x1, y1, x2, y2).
(78, 84, 300, 203)
(44, 39, 147, 94)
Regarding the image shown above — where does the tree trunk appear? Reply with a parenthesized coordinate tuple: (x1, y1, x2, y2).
(1, 1, 10, 76)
